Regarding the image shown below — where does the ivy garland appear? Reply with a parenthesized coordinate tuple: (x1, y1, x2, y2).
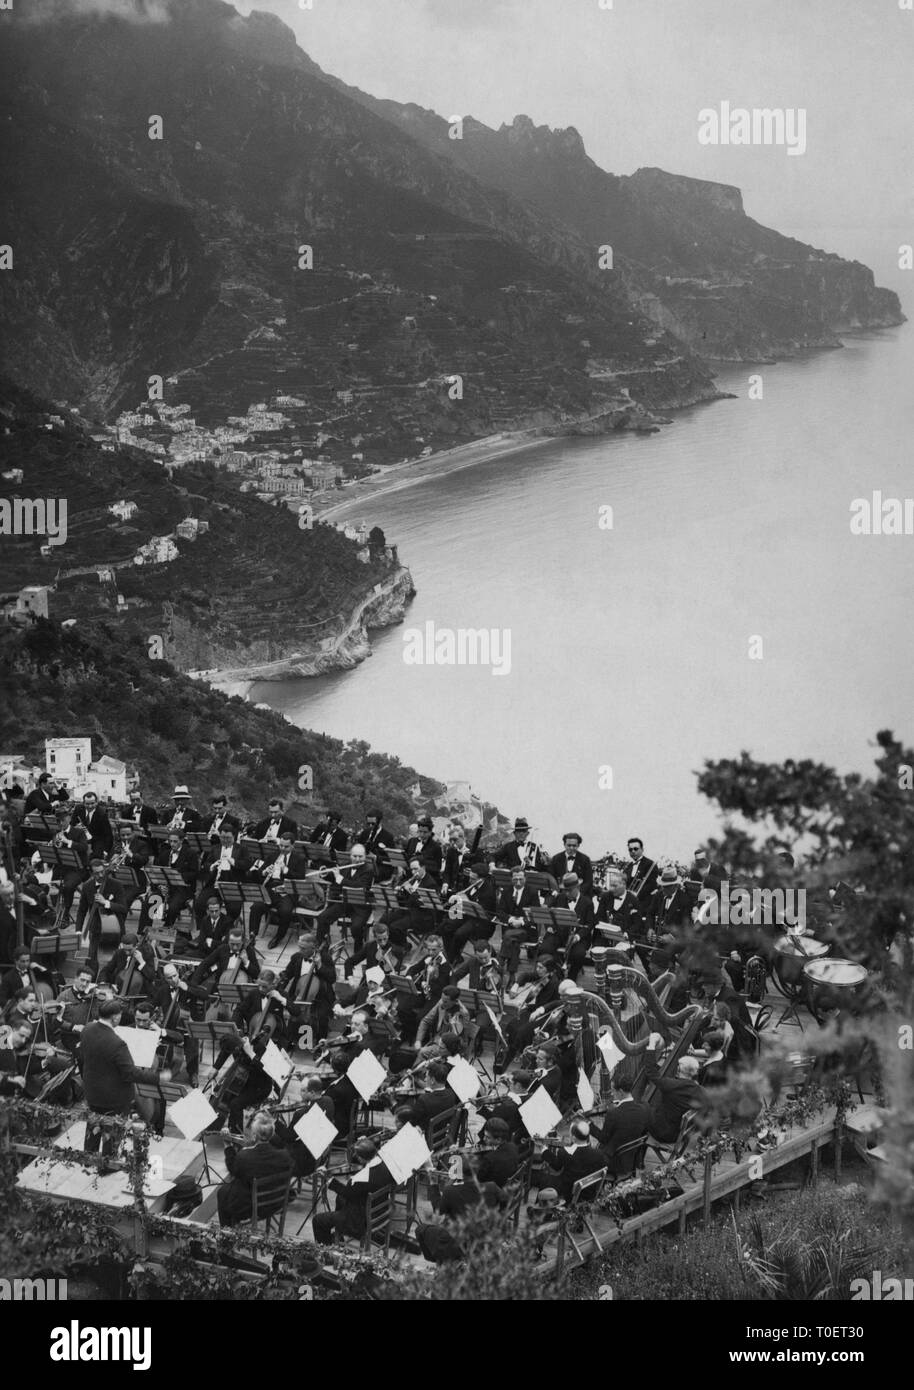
(1, 1076, 856, 1295)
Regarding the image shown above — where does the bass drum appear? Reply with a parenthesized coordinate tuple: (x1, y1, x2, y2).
(802, 958, 868, 1020)
(772, 935, 828, 994)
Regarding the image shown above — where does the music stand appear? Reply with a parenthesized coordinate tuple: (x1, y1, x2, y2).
(370, 885, 401, 913)
(304, 842, 336, 865)
(148, 825, 171, 844)
(415, 888, 444, 915)
(185, 832, 210, 856)
(445, 899, 490, 927)
(386, 849, 409, 875)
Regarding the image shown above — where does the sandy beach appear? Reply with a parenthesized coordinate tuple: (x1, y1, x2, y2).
(314, 429, 555, 521)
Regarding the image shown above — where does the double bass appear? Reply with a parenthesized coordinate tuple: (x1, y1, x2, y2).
(205, 940, 254, 1022)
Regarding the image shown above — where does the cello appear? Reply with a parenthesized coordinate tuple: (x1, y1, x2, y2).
(205, 935, 255, 1022)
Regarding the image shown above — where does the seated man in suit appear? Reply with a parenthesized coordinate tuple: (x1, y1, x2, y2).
(443, 861, 498, 961)
(644, 1040, 709, 1144)
(193, 825, 251, 933)
(549, 833, 593, 893)
(248, 829, 309, 948)
(310, 812, 347, 853)
(312, 1138, 394, 1245)
(217, 1111, 293, 1227)
(596, 1084, 651, 1177)
(474, 1117, 521, 1188)
(253, 799, 298, 843)
(386, 855, 440, 944)
(314, 842, 375, 952)
(546, 873, 596, 981)
(139, 829, 198, 933)
(77, 857, 130, 976)
(409, 1060, 460, 1128)
(538, 1119, 607, 1201)
(497, 867, 542, 982)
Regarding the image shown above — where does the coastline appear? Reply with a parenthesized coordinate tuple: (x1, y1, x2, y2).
(313, 429, 553, 522)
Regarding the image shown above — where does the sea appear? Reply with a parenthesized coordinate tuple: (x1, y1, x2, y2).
(244, 227, 914, 860)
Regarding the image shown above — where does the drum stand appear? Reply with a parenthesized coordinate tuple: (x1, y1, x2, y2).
(771, 972, 806, 1031)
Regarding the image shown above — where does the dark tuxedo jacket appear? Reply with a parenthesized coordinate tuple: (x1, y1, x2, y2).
(411, 1087, 458, 1126)
(201, 811, 241, 840)
(644, 1054, 709, 1143)
(201, 845, 252, 888)
(325, 862, 374, 903)
(77, 1020, 159, 1111)
(329, 1160, 395, 1237)
(75, 875, 130, 929)
(278, 949, 336, 1006)
(192, 941, 261, 986)
(221, 1140, 292, 1224)
(356, 823, 396, 856)
(253, 814, 299, 841)
(596, 889, 644, 935)
(251, 848, 309, 888)
(395, 872, 440, 932)
(166, 805, 203, 831)
(451, 955, 502, 990)
(344, 938, 405, 977)
(157, 842, 199, 887)
(546, 1143, 607, 1200)
(497, 882, 542, 927)
(310, 822, 348, 852)
(625, 855, 659, 901)
(24, 788, 60, 817)
(475, 1141, 520, 1188)
(407, 952, 451, 1005)
(648, 886, 693, 934)
(442, 844, 474, 893)
(122, 802, 160, 831)
(495, 838, 550, 873)
(405, 836, 443, 882)
(597, 1099, 651, 1172)
(549, 850, 594, 891)
(69, 806, 114, 859)
(459, 875, 498, 918)
(551, 890, 596, 940)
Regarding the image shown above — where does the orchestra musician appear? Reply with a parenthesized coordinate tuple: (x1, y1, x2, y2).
(596, 866, 645, 940)
(595, 1083, 652, 1178)
(68, 791, 114, 861)
(354, 808, 396, 879)
(252, 798, 298, 842)
(280, 1075, 336, 1179)
(496, 866, 542, 982)
(451, 937, 503, 993)
(217, 1111, 293, 1227)
(495, 817, 550, 874)
(166, 785, 202, 832)
(314, 842, 374, 951)
(277, 931, 335, 1044)
(24, 772, 65, 818)
(76, 857, 130, 976)
(404, 816, 443, 883)
(312, 1137, 394, 1246)
(113, 826, 152, 914)
(441, 824, 473, 897)
(443, 860, 497, 961)
(47, 822, 90, 925)
(1, 946, 51, 1006)
(548, 872, 596, 981)
(647, 866, 694, 939)
(500, 956, 563, 1070)
(309, 812, 347, 853)
(57, 967, 97, 1051)
(624, 837, 660, 904)
(193, 825, 251, 932)
(386, 855, 440, 943)
(191, 924, 261, 1002)
(139, 828, 198, 931)
(248, 828, 308, 947)
(196, 895, 234, 953)
(535, 1119, 607, 1200)
(343, 922, 405, 999)
(549, 832, 594, 893)
(415, 984, 473, 1051)
(121, 788, 159, 832)
(397, 931, 451, 1042)
(203, 794, 239, 842)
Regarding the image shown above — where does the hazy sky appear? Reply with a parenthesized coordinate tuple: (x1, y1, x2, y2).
(235, 0, 913, 278)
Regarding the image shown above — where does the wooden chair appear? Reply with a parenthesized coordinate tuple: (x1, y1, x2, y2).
(425, 1106, 464, 1154)
(565, 1167, 608, 1263)
(360, 1184, 395, 1253)
(249, 1171, 293, 1236)
(606, 1135, 648, 1181)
